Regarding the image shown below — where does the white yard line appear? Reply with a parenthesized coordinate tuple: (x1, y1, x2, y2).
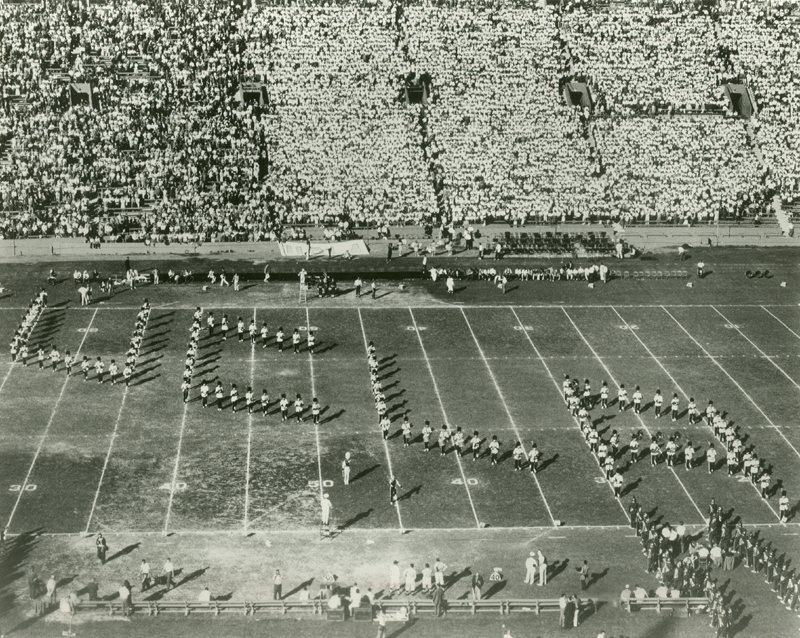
(712, 306, 800, 391)
(760, 306, 800, 341)
(0, 361, 15, 397)
(243, 308, 257, 536)
(84, 388, 129, 534)
(611, 307, 782, 523)
(560, 307, 707, 525)
(85, 307, 155, 534)
(460, 308, 557, 527)
(163, 403, 189, 536)
(16, 520, 800, 537)
(5, 308, 98, 532)
(408, 308, 481, 528)
(357, 309, 405, 533)
(662, 306, 800, 462)
(6, 303, 791, 311)
(305, 308, 326, 510)
(510, 308, 630, 519)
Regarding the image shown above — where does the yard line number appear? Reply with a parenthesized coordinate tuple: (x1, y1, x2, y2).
(159, 482, 187, 491)
(451, 478, 478, 485)
(9, 484, 37, 491)
(308, 480, 334, 488)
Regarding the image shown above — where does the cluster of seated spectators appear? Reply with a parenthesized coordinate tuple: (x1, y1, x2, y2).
(0, 0, 795, 241)
(715, 1, 800, 208)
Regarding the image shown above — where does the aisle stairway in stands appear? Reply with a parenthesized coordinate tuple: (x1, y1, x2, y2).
(771, 195, 794, 236)
(394, 3, 449, 223)
(0, 137, 11, 168)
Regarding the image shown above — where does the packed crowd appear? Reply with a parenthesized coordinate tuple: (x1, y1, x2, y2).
(561, 8, 723, 115)
(1, 0, 796, 240)
(716, 3, 800, 203)
(405, 5, 603, 225)
(593, 116, 769, 225)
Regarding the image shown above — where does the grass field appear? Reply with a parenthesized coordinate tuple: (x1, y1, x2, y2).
(2, 299, 799, 536)
(0, 253, 799, 637)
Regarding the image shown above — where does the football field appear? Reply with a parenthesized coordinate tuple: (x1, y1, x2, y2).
(2, 297, 799, 538)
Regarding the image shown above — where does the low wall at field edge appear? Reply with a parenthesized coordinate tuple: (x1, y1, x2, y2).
(0, 224, 794, 259)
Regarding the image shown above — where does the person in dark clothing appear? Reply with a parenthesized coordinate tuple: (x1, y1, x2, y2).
(86, 577, 99, 600)
(432, 583, 446, 618)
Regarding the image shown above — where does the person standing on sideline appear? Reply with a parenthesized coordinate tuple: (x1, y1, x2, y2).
(525, 552, 537, 585)
(46, 574, 57, 608)
(577, 560, 589, 590)
(85, 577, 99, 601)
(139, 559, 151, 591)
(421, 564, 433, 594)
(321, 493, 332, 526)
(341, 452, 351, 485)
(538, 551, 548, 586)
(119, 580, 131, 616)
(572, 593, 581, 628)
(273, 570, 282, 600)
(354, 277, 363, 298)
(697, 261, 705, 278)
(403, 563, 417, 595)
(163, 557, 175, 591)
(371, 280, 377, 299)
(389, 561, 402, 595)
(376, 609, 387, 637)
(446, 276, 454, 294)
(471, 571, 484, 600)
(96, 533, 108, 564)
(386, 244, 393, 262)
(559, 593, 568, 628)
(434, 558, 447, 589)
(432, 583, 445, 618)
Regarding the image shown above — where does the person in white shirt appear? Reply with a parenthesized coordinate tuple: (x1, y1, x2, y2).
(198, 586, 211, 603)
(524, 552, 537, 585)
(321, 494, 332, 526)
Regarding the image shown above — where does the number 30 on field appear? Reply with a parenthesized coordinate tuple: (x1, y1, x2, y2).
(9, 484, 37, 491)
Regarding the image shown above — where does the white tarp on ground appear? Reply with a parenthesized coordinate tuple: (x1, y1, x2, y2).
(279, 239, 370, 258)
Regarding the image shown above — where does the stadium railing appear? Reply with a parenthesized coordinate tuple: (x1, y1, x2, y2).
(73, 597, 599, 618)
(627, 597, 708, 615)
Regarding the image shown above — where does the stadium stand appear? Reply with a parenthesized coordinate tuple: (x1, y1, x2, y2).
(0, 0, 797, 243)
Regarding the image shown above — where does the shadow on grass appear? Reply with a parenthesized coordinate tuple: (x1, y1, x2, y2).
(106, 542, 141, 563)
(388, 617, 418, 638)
(483, 580, 507, 599)
(283, 578, 314, 600)
(397, 485, 421, 503)
(339, 509, 373, 532)
(352, 465, 380, 483)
